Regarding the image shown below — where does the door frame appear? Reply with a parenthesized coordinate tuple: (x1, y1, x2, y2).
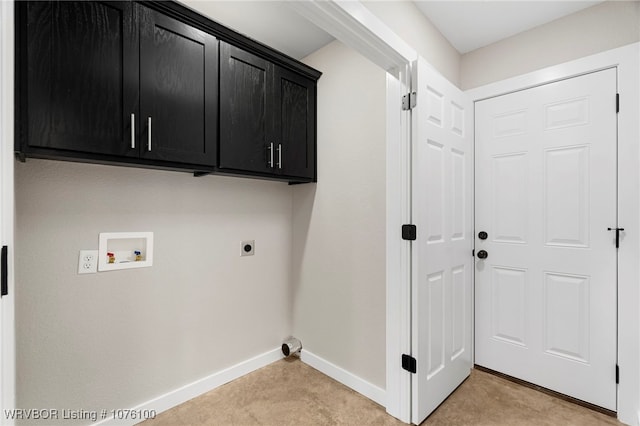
(0, 0, 16, 424)
(287, 4, 416, 423)
(290, 2, 639, 424)
(466, 43, 640, 425)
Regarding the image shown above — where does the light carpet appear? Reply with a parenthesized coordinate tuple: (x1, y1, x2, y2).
(141, 357, 621, 425)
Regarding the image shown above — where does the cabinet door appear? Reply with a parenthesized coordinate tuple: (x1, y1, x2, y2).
(273, 67, 316, 180)
(139, 6, 218, 167)
(219, 42, 274, 174)
(25, 1, 138, 157)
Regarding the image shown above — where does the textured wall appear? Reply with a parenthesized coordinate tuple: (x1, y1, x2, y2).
(181, 0, 334, 60)
(364, 0, 461, 86)
(293, 40, 387, 388)
(461, 1, 640, 89)
(15, 160, 293, 423)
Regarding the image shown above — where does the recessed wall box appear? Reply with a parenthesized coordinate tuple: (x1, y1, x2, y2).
(98, 232, 154, 272)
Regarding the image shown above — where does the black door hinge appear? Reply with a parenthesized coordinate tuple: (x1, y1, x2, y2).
(472, 249, 475, 257)
(402, 92, 417, 111)
(402, 224, 417, 241)
(1, 246, 7, 297)
(616, 364, 619, 384)
(402, 354, 417, 374)
(616, 93, 620, 113)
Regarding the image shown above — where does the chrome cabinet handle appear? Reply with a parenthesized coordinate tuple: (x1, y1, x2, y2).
(268, 142, 274, 168)
(147, 117, 152, 151)
(277, 144, 282, 169)
(130, 113, 135, 149)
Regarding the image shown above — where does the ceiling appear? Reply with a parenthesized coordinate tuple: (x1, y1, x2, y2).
(414, 1, 605, 54)
(182, 1, 335, 59)
(183, 1, 605, 60)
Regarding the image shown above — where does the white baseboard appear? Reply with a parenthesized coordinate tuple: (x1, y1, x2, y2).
(300, 350, 386, 407)
(95, 348, 283, 426)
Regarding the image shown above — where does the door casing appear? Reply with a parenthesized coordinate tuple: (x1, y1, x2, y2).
(1, 1, 16, 424)
(285, 4, 640, 423)
(466, 44, 639, 425)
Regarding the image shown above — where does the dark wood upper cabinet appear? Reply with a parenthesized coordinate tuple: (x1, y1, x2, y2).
(17, 1, 320, 181)
(274, 67, 316, 180)
(24, 1, 138, 157)
(139, 6, 217, 166)
(19, 1, 217, 169)
(219, 42, 272, 174)
(219, 41, 316, 181)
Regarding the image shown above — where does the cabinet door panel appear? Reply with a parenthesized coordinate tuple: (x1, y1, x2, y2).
(274, 68, 316, 180)
(139, 6, 217, 166)
(219, 42, 273, 173)
(25, 1, 138, 157)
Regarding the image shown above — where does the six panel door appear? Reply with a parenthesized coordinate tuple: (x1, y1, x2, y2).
(411, 58, 473, 424)
(474, 68, 618, 410)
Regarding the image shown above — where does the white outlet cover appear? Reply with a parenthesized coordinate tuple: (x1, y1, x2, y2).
(78, 250, 98, 274)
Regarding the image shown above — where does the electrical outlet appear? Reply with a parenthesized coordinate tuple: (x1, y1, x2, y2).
(241, 240, 255, 256)
(78, 250, 98, 274)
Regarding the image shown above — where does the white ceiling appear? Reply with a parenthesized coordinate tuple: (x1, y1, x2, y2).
(182, 1, 334, 59)
(184, 1, 606, 59)
(414, 1, 605, 54)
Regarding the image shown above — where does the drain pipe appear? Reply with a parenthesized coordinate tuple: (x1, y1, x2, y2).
(281, 337, 302, 357)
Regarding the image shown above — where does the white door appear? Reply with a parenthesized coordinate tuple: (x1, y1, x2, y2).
(411, 58, 473, 424)
(1, 1, 16, 423)
(475, 68, 618, 410)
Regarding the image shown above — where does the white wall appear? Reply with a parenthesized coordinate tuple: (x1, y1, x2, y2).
(288, 0, 462, 393)
(15, 160, 293, 423)
(16, 1, 636, 421)
(180, 0, 334, 60)
(14, 1, 318, 420)
(461, 0, 640, 89)
(363, 0, 461, 86)
(292, 40, 387, 388)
